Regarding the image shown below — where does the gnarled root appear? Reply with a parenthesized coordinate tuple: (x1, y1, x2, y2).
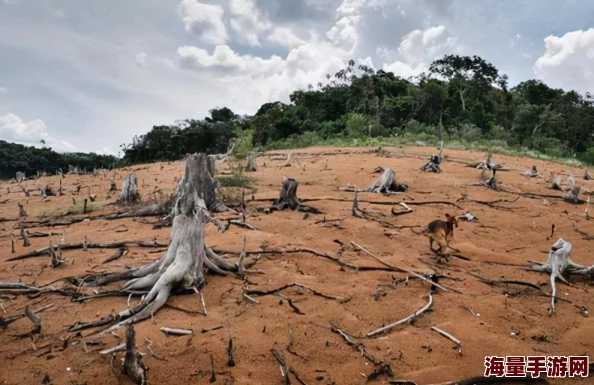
(528, 238, 593, 315)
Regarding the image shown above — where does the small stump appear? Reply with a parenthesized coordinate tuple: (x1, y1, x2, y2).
(265, 178, 321, 214)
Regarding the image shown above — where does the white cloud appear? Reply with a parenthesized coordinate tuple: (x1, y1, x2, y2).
(533, 28, 594, 93)
(0, 113, 77, 152)
(0, 113, 48, 142)
(382, 25, 450, 79)
(228, 0, 269, 46)
(136, 52, 147, 68)
(267, 28, 306, 49)
(95, 146, 116, 156)
(177, 0, 228, 45)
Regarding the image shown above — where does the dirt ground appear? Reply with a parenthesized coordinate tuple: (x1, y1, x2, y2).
(0, 146, 592, 385)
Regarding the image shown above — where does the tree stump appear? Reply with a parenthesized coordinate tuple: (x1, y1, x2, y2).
(71, 154, 241, 333)
(123, 324, 148, 385)
(563, 187, 585, 204)
(420, 155, 442, 173)
(266, 178, 321, 214)
(119, 173, 141, 204)
(15, 171, 25, 183)
(529, 238, 594, 315)
(367, 168, 408, 193)
(245, 154, 257, 172)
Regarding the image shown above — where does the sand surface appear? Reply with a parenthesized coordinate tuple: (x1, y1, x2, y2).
(0, 146, 592, 385)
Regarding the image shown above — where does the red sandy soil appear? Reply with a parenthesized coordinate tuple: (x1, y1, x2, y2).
(0, 146, 592, 385)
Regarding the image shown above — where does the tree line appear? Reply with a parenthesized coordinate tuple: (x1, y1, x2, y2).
(3, 53, 594, 179)
(121, 54, 594, 165)
(0, 141, 118, 180)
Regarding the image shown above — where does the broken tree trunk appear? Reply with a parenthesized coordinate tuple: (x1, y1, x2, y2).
(71, 154, 241, 333)
(119, 173, 141, 204)
(528, 238, 594, 315)
(264, 178, 321, 214)
(367, 168, 408, 193)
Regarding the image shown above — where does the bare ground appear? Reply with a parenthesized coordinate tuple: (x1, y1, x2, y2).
(0, 146, 592, 385)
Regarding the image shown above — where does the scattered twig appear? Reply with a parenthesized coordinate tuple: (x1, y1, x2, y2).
(330, 325, 394, 381)
(287, 325, 308, 361)
(99, 343, 126, 355)
(160, 327, 193, 336)
(365, 294, 433, 338)
(350, 242, 461, 294)
(246, 283, 349, 303)
(270, 348, 309, 385)
(431, 326, 462, 356)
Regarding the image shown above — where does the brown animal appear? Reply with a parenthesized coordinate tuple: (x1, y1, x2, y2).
(425, 213, 459, 262)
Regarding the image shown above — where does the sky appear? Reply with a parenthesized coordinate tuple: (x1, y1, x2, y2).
(1, 0, 594, 157)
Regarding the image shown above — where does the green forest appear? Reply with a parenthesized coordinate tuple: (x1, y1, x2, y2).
(0, 141, 117, 180)
(2, 54, 594, 179)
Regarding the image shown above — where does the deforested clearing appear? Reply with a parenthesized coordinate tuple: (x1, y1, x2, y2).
(0, 145, 592, 385)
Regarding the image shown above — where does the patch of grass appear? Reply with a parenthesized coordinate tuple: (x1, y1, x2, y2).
(216, 175, 254, 189)
(265, 132, 587, 169)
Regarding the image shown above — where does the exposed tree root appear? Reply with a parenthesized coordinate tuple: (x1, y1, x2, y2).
(527, 238, 594, 315)
(330, 325, 394, 382)
(457, 194, 519, 212)
(102, 247, 128, 264)
(7, 240, 167, 261)
(246, 283, 349, 303)
(68, 154, 242, 334)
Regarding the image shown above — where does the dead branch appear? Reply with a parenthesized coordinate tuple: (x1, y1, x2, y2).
(330, 325, 394, 382)
(246, 283, 349, 303)
(161, 327, 193, 336)
(287, 325, 308, 361)
(102, 247, 128, 264)
(350, 242, 461, 293)
(431, 326, 462, 356)
(364, 294, 433, 338)
(270, 348, 308, 385)
(7, 240, 167, 261)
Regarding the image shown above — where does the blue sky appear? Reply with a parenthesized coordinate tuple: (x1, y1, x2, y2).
(1, 0, 593, 156)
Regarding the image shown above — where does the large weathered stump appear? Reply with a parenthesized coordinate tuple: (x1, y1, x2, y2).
(70, 154, 241, 333)
(367, 168, 408, 193)
(119, 173, 140, 204)
(266, 178, 321, 214)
